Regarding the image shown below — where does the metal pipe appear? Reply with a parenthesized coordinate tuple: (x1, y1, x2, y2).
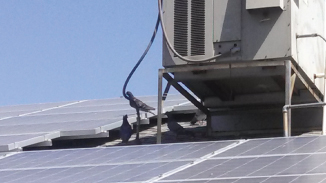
(157, 69, 163, 144)
(284, 103, 326, 110)
(163, 60, 285, 73)
(323, 46, 326, 135)
(323, 61, 326, 135)
(314, 73, 325, 79)
(296, 33, 326, 42)
(323, 86, 326, 135)
(285, 60, 292, 136)
(283, 102, 326, 137)
(283, 109, 289, 137)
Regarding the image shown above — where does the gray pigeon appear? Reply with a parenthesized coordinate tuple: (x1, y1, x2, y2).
(126, 91, 155, 115)
(191, 109, 207, 125)
(166, 112, 195, 138)
(120, 115, 133, 143)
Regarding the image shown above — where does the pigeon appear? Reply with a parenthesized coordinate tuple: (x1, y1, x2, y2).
(120, 115, 133, 143)
(166, 112, 195, 138)
(126, 91, 155, 115)
(191, 109, 207, 125)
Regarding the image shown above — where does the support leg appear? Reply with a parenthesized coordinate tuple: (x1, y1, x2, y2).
(323, 57, 326, 135)
(283, 109, 289, 137)
(285, 60, 292, 137)
(323, 87, 326, 135)
(157, 69, 163, 144)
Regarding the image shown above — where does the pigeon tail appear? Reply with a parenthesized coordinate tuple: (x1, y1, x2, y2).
(127, 91, 155, 113)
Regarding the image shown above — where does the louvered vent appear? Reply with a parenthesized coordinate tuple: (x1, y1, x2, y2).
(191, 0, 205, 56)
(174, 0, 188, 57)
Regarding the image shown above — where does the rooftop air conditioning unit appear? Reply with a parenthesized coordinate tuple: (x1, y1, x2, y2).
(162, 0, 325, 94)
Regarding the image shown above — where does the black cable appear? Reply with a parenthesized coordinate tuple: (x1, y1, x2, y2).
(122, 16, 160, 100)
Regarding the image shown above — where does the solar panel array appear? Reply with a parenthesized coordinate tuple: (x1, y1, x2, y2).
(1, 135, 326, 182)
(0, 141, 235, 183)
(0, 94, 189, 151)
(158, 136, 326, 183)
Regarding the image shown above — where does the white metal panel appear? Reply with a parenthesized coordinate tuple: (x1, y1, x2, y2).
(14, 135, 45, 149)
(60, 128, 101, 137)
(0, 144, 14, 152)
(292, 0, 325, 93)
(246, 0, 285, 10)
(213, 0, 241, 42)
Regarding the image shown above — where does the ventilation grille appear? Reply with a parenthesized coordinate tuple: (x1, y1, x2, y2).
(191, 0, 205, 56)
(174, 0, 188, 57)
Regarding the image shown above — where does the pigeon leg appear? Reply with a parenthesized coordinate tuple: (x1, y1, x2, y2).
(135, 138, 142, 145)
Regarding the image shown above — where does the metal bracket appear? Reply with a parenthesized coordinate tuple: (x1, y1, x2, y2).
(163, 73, 209, 115)
(157, 69, 211, 144)
(291, 64, 322, 102)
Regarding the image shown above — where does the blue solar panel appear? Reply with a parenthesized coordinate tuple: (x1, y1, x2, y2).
(0, 94, 189, 151)
(160, 136, 326, 183)
(2, 136, 326, 182)
(0, 140, 236, 183)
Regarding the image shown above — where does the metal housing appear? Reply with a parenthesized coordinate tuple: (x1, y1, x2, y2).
(162, 0, 325, 106)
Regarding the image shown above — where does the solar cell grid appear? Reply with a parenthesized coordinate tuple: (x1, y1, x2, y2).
(3, 136, 326, 182)
(160, 136, 326, 183)
(0, 140, 238, 183)
(214, 136, 321, 158)
(0, 110, 37, 119)
(0, 101, 74, 113)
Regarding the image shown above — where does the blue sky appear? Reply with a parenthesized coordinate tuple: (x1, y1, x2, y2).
(0, 1, 172, 105)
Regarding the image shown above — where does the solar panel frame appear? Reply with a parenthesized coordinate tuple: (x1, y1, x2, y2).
(0, 132, 61, 152)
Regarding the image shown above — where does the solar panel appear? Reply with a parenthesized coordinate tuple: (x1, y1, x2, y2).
(0, 140, 236, 183)
(2, 136, 326, 182)
(159, 136, 326, 183)
(0, 94, 189, 151)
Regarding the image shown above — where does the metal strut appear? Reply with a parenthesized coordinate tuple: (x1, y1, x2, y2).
(157, 69, 210, 144)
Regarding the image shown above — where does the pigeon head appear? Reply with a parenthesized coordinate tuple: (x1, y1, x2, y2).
(126, 91, 134, 98)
